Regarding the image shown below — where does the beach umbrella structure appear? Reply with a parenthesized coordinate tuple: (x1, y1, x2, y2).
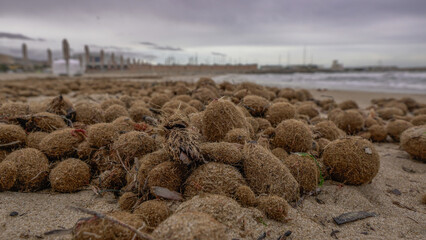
(62, 39, 70, 76)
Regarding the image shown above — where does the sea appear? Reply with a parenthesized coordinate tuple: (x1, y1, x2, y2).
(213, 71, 426, 94)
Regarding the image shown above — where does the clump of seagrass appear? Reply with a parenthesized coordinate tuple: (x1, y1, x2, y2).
(411, 114, 426, 126)
(118, 192, 138, 211)
(4, 148, 49, 191)
(271, 147, 288, 162)
(133, 200, 171, 230)
(39, 128, 85, 159)
(199, 142, 243, 165)
(136, 150, 170, 193)
(75, 102, 105, 124)
(368, 124, 387, 142)
(272, 119, 313, 153)
(146, 161, 187, 195)
(234, 185, 257, 207)
(202, 99, 248, 141)
(0, 161, 17, 191)
(152, 211, 230, 240)
(322, 137, 380, 185)
(113, 116, 137, 132)
(105, 104, 129, 122)
(243, 143, 299, 202)
(386, 120, 413, 142)
(257, 195, 290, 222)
(283, 154, 319, 193)
(184, 162, 246, 199)
(0, 102, 30, 119)
(50, 158, 91, 192)
(163, 112, 204, 165)
(25, 112, 67, 132)
(265, 102, 296, 127)
(334, 110, 365, 134)
(313, 120, 342, 141)
(241, 95, 269, 117)
(224, 128, 251, 144)
(26, 131, 48, 149)
(400, 126, 426, 161)
(72, 209, 150, 240)
(176, 193, 263, 238)
(88, 123, 119, 148)
(0, 124, 27, 149)
(92, 167, 127, 190)
(113, 131, 156, 165)
(46, 95, 75, 120)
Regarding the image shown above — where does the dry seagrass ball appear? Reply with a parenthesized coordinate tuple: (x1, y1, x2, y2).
(223, 128, 251, 144)
(147, 161, 187, 194)
(92, 167, 127, 190)
(87, 123, 119, 148)
(26, 131, 48, 149)
(200, 142, 243, 165)
(192, 87, 219, 104)
(368, 124, 387, 142)
(322, 137, 380, 185)
(411, 114, 426, 126)
(241, 95, 270, 117)
(128, 104, 153, 122)
(202, 99, 248, 142)
(73, 211, 147, 240)
(27, 112, 67, 132)
(272, 119, 313, 153)
(112, 131, 156, 164)
(149, 93, 170, 108)
(271, 147, 289, 162)
(0, 124, 27, 149)
(400, 126, 426, 161)
(104, 104, 129, 123)
(0, 160, 17, 191)
(133, 199, 171, 230)
(386, 120, 413, 142)
(0, 102, 30, 118)
(4, 148, 49, 191)
(49, 158, 90, 192)
(283, 154, 319, 193)
(413, 107, 426, 116)
(377, 107, 405, 120)
(137, 150, 170, 193)
(152, 211, 229, 240)
(338, 100, 359, 110)
(265, 102, 296, 127)
(296, 103, 319, 119)
(313, 120, 342, 141)
(76, 141, 95, 160)
(75, 102, 105, 124)
(235, 185, 257, 207)
(39, 128, 85, 159)
(257, 195, 289, 222)
(112, 116, 137, 133)
(118, 192, 138, 211)
(184, 162, 246, 199)
(334, 109, 365, 134)
(100, 98, 126, 110)
(188, 99, 204, 111)
(242, 143, 299, 202)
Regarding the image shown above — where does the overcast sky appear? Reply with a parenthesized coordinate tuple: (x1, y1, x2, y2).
(1, 0, 425, 67)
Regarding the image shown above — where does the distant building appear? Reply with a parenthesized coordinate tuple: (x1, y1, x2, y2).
(331, 60, 344, 71)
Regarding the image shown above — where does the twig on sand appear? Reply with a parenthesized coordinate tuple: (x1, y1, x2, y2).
(68, 206, 154, 240)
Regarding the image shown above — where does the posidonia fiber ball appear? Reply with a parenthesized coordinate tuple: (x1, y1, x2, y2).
(322, 137, 380, 185)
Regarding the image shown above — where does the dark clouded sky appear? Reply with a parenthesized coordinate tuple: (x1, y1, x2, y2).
(1, 0, 425, 66)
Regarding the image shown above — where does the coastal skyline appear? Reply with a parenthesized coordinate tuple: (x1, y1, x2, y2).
(1, 0, 426, 67)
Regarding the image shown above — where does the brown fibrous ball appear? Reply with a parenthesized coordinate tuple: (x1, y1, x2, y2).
(386, 120, 413, 142)
(400, 126, 426, 161)
(112, 131, 156, 164)
(322, 137, 380, 185)
(283, 154, 319, 193)
(133, 200, 171, 229)
(50, 158, 90, 192)
(118, 192, 138, 211)
(39, 128, 85, 158)
(235, 185, 257, 207)
(75, 102, 105, 124)
(200, 142, 243, 165)
(104, 104, 129, 122)
(334, 110, 365, 134)
(265, 102, 295, 127)
(0, 161, 17, 191)
(272, 119, 313, 153)
(368, 124, 387, 142)
(313, 120, 342, 141)
(26, 131, 48, 149)
(87, 123, 119, 148)
(257, 195, 289, 222)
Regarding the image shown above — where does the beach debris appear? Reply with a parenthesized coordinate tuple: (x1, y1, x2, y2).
(277, 230, 292, 240)
(388, 189, 402, 196)
(9, 211, 18, 217)
(333, 211, 377, 225)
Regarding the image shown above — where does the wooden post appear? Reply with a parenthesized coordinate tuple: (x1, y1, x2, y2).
(100, 49, 104, 71)
(47, 48, 52, 68)
(120, 55, 124, 71)
(62, 39, 70, 76)
(84, 45, 90, 68)
(22, 43, 28, 71)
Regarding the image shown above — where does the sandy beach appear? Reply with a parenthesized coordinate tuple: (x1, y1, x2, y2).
(0, 74, 425, 240)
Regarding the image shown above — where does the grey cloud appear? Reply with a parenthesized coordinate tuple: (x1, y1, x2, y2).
(139, 42, 183, 51)
(212, 52, 226, 57)
(0, 32, 45, 41)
